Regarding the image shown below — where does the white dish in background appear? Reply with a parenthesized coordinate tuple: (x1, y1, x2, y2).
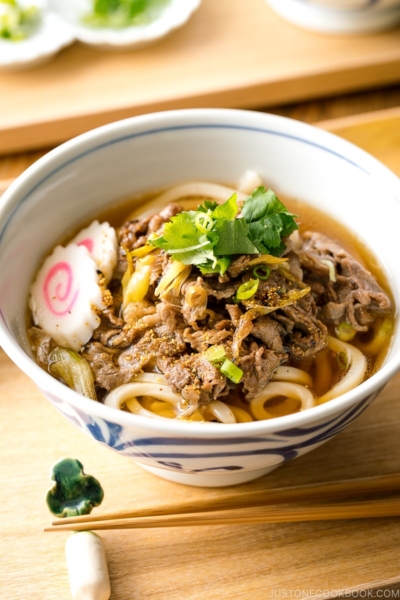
(265, 0, 400, 34)
(0, 0, 75, 71)
(49, 0, 202, 50)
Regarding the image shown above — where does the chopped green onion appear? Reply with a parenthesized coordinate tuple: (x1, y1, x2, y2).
(220, 359, 243, 384)
(336, 350, 349, 370)
(320, 259, 336, 282)
(253, 265, 270, 280)
(204, 345, 226, 364)
(235, 279, 259, 302)
(335, 321, 356, 342)
(195, 212, 214, 234)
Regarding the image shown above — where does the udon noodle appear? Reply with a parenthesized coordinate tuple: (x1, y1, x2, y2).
(28, 174, 395, 424)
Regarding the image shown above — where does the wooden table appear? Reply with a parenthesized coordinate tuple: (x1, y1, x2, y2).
(1, 3, 400, 596)
(1, 103, 400, 598)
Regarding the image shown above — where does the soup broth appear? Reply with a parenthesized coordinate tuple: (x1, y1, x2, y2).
(28, 181, 395, 423)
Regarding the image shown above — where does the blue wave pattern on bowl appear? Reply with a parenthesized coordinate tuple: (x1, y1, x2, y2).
(45, 389, 376, 474)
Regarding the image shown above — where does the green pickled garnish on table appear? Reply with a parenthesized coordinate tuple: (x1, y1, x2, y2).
(0, 0, 39, 41)
(46, 458, 104, 518)
(83, 0, 171, 28)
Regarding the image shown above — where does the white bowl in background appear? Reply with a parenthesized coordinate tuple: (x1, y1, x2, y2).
(0, 109, 399, 487)
(265, 0, 400, 34)
(0, 0, 75, 71)
(49, 0, 201, 49)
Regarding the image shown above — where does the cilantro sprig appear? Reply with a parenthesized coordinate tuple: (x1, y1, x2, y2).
(149, 187, 298, 276)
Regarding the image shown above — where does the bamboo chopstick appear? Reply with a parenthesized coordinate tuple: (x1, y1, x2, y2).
(44, 497, 400, 532)
(45, 473, 400, 533)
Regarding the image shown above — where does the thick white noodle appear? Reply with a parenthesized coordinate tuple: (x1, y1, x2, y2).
(250, 382, 315, 420)
(129, 372, 169, 386)
(104, 382, 182, 410)
(152, 182, 247, 204)
(128, 182, 248, 219)
(125, 397, 172, 420)
(237, 170, 263, 194)
(318, 336, 367, 404)
(272, 366, 313, 388)
(205, 400, 237, 424)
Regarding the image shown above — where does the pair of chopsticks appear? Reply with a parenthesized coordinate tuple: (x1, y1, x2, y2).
(45, 473, 400, 532)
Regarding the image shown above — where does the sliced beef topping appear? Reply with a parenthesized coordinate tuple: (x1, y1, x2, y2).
(119, 216, 152, 252)
(92, 303, 124, 346)
(108, 301, 159, 348)
(85, 327, 187, 391)
(161, 353, 227, 406)
(299, 231, 391, 332)
(239, 342, 287, 399)
(28, 326, 57, 371)
(275, 301, 327, 362)
(251, 317, 285, 353)
(181, 277, 209, 326)
(227, 255, 251, 279)
(202, 278, 241, 300)
(182, 327, 232, 353)
(83, 342, 128, 391)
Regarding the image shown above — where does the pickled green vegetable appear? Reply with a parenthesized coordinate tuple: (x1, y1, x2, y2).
(46, 458, 104, 518)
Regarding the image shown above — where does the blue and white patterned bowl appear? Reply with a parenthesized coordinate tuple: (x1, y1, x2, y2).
(266, 0, 400, 34)
(0, 109, 399, 487)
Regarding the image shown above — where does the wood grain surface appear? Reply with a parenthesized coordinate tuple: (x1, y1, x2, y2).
(1, 0, 400, 154)
(2, 353, 400, 599)
(1, 109, 400, 598)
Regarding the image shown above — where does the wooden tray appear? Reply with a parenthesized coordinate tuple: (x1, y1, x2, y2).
(1, 0, 400, 155)
(1, 108, 400, 598)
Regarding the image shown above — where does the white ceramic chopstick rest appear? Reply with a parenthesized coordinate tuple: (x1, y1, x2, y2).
(65, 531, 111, 600)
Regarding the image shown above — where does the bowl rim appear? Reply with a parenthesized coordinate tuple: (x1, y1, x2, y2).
(1, 107, 399, 438)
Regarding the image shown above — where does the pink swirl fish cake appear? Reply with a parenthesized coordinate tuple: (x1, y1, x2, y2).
(71, 221, 118, 284)
(29, 244, 106, 351)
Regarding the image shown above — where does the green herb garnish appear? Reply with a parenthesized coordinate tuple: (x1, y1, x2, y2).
(83, 0, 170, 28)
(0, 0, 39, 41)
(150, 187, 298, 276)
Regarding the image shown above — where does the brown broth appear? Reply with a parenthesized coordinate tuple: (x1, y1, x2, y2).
(31, 186, 396, 419)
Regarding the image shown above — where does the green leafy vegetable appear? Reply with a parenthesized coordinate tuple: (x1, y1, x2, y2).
(150, 187, 298, 275)
(242, 187, 298, 255)
(0, 0, 39, 41)
(212, 218, 259, 256)
(83, 0, 170, 28)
